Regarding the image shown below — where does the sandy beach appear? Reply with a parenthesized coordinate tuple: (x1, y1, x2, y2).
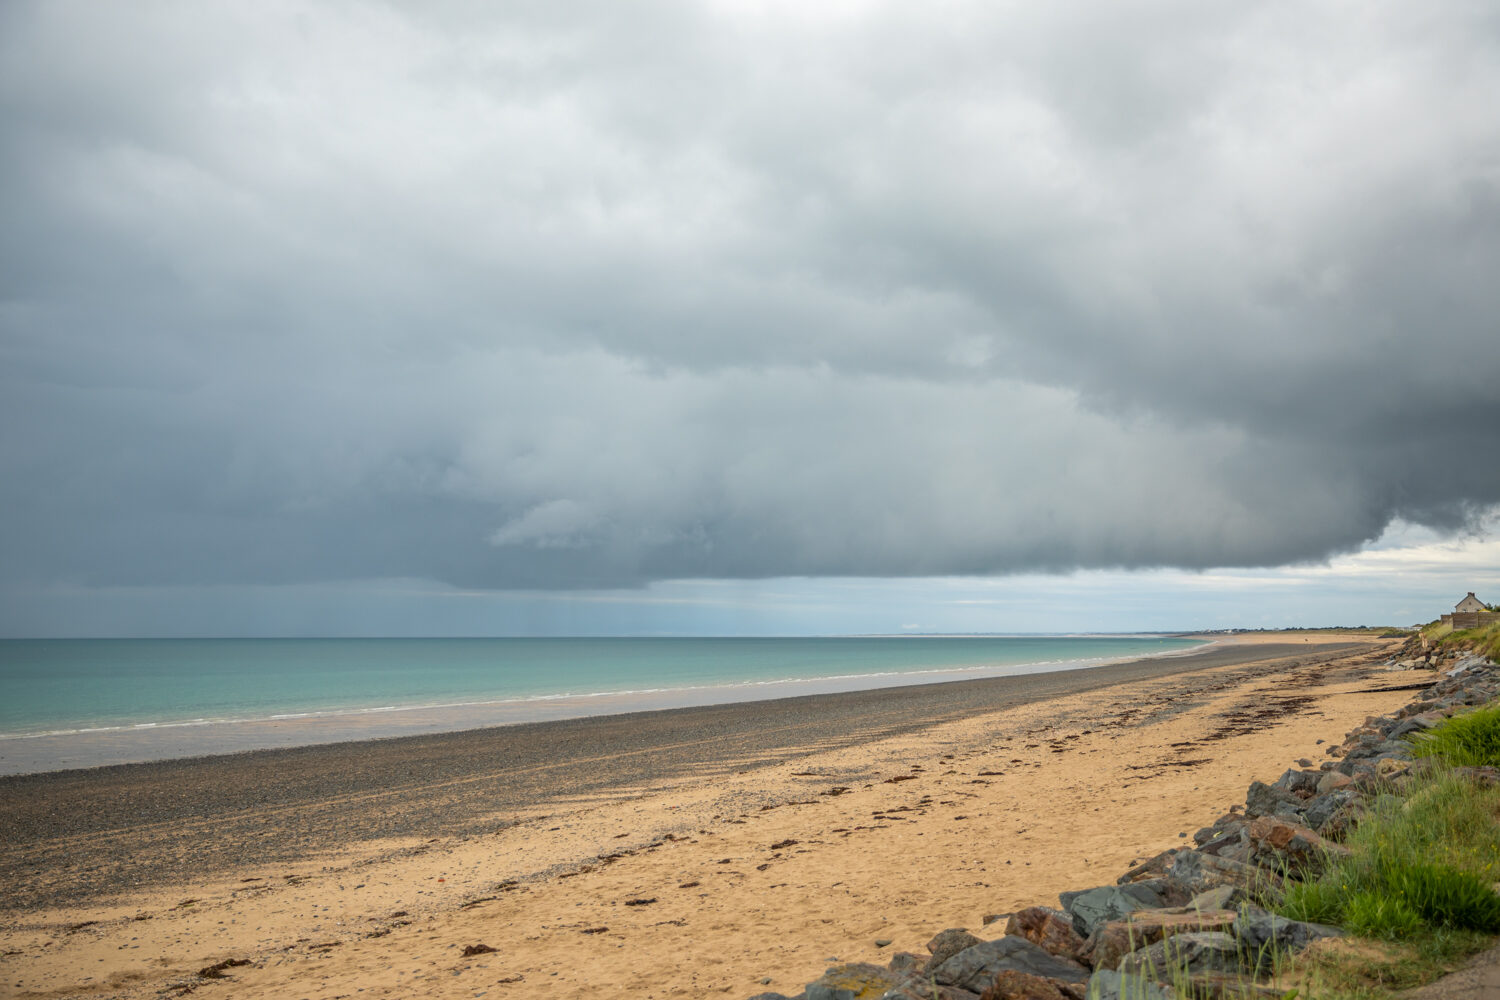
(0, 633, 1427, 999)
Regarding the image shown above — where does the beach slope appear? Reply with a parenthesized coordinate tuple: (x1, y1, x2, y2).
(0, 634, 1421, 999)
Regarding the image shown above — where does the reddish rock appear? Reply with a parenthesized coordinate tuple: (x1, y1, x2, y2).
(1246, 816, 1349, 875)
(926, 928, 985, 970)
(933, 938, 1088, 991)
(1005, 907, 1087, 961)
(978, 969, 1085, 1000)
(1081, 908, 1239, 971)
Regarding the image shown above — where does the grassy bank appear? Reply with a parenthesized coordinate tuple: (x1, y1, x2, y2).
(1273, 700, 1500, 998)
(1419, 619, 1500, 661)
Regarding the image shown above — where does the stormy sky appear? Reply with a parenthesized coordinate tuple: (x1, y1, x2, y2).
(2, 2, 1498, 635)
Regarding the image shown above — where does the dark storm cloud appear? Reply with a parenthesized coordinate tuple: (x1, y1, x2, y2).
(2, 0, 1498, 592)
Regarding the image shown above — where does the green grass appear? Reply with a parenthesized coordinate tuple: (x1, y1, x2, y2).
(1445, 622, 1500, 661)
(1420, 620, 1454, 641)
(1170, 697, 1500, 999)
(1386, 862, 1500, 932)
(1266, 686, 1500, 997)
(1362, 773, 1500, 880)
(1423, 619, 1500, 660)
(1271, 768, 1500, 996)
(1341, 891, 1425, 939)
(1409, 702, 1500, 768)
(1268, 766, 1500, 997)
(1282, 881, 1348, 926)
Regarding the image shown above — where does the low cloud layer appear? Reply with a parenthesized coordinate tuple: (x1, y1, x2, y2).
(2, 1, 1498, 595)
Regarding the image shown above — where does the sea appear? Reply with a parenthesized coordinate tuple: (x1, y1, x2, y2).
(0, 635, 1205, 775)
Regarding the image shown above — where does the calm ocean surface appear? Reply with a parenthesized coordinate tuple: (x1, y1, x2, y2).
(0, 636, 1202, 741)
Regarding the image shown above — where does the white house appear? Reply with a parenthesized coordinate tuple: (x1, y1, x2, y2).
(1456, 592, 1487, 614)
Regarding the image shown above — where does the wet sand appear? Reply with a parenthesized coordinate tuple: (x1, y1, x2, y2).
(0, 634, 1418, 1000)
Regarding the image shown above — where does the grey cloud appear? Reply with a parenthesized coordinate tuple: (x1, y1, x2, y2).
(1, 0, 1497, 595)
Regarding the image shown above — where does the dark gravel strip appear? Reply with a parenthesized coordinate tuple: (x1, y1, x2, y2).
(0, 641, 1355, 910)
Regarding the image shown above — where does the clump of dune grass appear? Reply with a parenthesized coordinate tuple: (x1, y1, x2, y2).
(1280, 880, 1346, 926)
(1278, 770, 1500, 939)
(1408, 701, 1500, 768)
(1340, 891, 1425, 940)
(1270, 767, 1500, 999)
(1434, 621, 1500, 662)
(1420, 620, 1454, 642)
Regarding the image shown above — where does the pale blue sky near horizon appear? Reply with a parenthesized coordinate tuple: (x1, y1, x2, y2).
(5, 519, 1495, 638)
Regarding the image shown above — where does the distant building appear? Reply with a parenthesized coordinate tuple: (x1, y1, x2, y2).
(1441, 592, 1496, 629)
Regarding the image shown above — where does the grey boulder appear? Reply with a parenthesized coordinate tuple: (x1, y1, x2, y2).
(1118, 931, 1242, 978)
(1061, 882, 1173, 938)
(1186, 885, 1247, 912)
(881, 978, 980, 1000)
(1244, 781, 1303, 821)
(1272, 769, 1323, 796)
(804, 963, 901, 1000)
(1234, 910, 1342, 967)
(1165, 850, 1269, 895)
(1302, 788, 1359, 834)
(932, 937, 1089, 992)
(1084, 969, 1173, 1000)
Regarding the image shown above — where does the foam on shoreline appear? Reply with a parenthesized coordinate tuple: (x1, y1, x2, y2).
(0, 643, 1208, 776)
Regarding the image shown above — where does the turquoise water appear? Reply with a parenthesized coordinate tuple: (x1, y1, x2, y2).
(0, 636, 1200, 738)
